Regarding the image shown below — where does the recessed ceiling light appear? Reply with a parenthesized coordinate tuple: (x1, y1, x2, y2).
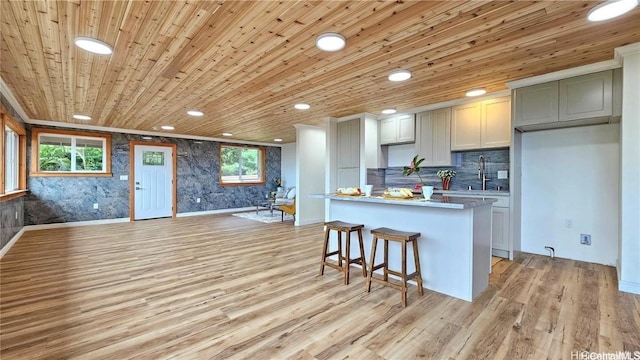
(160, 125, 175, 130)
(466, 88, 487, 97)
(74, 36, 113, 55)
(294, 103, 310, 110)
(274, 138, 283, 142)
(316, 32, 346, 52)
(142, 136, 153, 140)
(388, 69, 412, 82)
(587, 0, 638, 21)
(73, 114, 92, 120)
(187, 110, 204, 117)
(381, 108, 397, 115)
(222, 132, 233, 137)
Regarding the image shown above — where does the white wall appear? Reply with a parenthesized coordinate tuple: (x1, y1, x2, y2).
(294, 124, 326, 226)
(387, 143, 416, 167)
(616, 43, 640, 294)
(521, 124, 620, 265)
(280, 142, 297, 189)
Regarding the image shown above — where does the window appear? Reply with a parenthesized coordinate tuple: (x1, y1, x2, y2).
(31, 128, 112, 177)
(5, 126, 18, 191)
(0, 108, 27, 200)
(220, 145, 265, 185)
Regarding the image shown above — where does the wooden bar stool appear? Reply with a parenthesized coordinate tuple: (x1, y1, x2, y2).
(366, 227, 423, 307)
(320, 221, 367, 285)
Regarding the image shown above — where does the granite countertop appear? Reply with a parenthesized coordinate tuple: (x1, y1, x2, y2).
(435, 189, 510, 197)
(313, 193, 497, 210)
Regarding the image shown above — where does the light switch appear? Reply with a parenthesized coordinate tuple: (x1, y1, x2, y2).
(120, 175, 128, 180)
(497, 170, 508, 179)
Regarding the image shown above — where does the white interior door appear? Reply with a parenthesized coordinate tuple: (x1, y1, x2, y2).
(134, 145, 174, 220)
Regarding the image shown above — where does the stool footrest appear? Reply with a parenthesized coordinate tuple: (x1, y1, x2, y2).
(320, 221, 367, 285)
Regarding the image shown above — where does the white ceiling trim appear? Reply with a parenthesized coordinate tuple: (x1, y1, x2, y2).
(26, 119, 283, 147)
(506, 59, 621, 89)
(0, 76, 30, 122)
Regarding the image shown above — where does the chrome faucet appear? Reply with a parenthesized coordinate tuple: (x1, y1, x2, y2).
(478, 155, 491, 191)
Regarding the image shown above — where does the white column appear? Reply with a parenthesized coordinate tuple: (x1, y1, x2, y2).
(294, 124, 326, 226)
(615, 43, 640, 295)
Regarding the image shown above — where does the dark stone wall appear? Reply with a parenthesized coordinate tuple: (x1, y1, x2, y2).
(1, 94, 27, 251)
(24, 124, 281, 225)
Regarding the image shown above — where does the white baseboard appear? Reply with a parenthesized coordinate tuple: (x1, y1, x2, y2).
(0, 228, 25, 259)
(297, 217, 324, 226)
(618, 280, 640, 295)
(177, 207, 254, 217)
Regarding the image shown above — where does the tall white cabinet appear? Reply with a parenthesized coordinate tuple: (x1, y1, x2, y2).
(336, 118, 360, 188)
(451, 96, 511, 150)
(415, 108, 454, 166)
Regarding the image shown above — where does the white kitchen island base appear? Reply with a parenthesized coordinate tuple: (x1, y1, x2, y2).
(325, 195, 494, 302)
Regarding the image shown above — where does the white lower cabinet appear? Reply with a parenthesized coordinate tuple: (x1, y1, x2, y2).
(440, 193, 511, 258)
(491, 206, 510, 258)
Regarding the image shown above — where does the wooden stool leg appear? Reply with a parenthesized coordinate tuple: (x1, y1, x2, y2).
(412, 239, 424, 296)
(401, 240, 408, 307)
(344, 231, 351, 285)
(357, 229, 367, 278)
(337, 231, 343, 268)
(366, 236, 378, 292)
(383, 239, 389, 282)
(320, 227, 330, 275)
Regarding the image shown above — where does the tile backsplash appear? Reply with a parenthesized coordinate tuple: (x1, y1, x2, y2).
(370, 148, 509, 191)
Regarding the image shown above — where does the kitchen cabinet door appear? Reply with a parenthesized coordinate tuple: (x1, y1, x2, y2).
(514, 82, 559, 126)
(379, 118, 397, 145)
(481, 96, 511, 148)
(397, 115, 415, 143)
(336, 168, 360, 188)
(337, 119, 360, 168)
(416, 108, 453, 166)
(559, 70, 612, 122)
(451, 102, 482, 150)
(380, 115, 415, 145)
(491, 206, 510, 257)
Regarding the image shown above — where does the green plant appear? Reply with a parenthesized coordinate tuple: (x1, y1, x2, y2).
(403, 155, 425, 185)
(436, 169, 456, 179)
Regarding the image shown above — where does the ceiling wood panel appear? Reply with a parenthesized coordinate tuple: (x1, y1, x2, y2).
(1, 0, 639, 143)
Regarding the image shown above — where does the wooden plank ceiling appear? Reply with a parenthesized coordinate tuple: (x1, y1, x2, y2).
(1, 1, 639, 143)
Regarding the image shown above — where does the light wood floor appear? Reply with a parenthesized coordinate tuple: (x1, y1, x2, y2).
(1, 214, 639, 359)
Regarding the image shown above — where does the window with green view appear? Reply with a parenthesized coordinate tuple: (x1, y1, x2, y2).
(220, 145, 264, 185)
(32, 128, 111, 176)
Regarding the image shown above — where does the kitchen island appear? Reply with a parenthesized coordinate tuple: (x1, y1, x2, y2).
(317, 194, 496, 301)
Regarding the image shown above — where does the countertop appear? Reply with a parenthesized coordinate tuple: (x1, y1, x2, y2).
(435, 189, 510, 197)
(313, 193, 497, 210)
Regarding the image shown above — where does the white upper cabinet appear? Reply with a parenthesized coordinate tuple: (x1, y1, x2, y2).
(481, 96, 512, 148)
(559, 70, 613, 121)
(514, 82, 559, 126)
(451, 96, 511, 151)
(451, 102, 482, 150)
(379, 114, 415, 145)
(514, 70, 615, 130)
(416, 108, 454, 166)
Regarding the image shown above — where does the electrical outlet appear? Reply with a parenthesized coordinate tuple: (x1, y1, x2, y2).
(196, 198, 201, 203)
(580, 233, 591, 245)
(119, 175, 128, 180)
(565, 219, 572, 228)
(93, 203, 99, 210)
(497, 170, 508, 179)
